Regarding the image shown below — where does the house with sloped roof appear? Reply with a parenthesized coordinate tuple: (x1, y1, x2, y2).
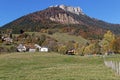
(17, 44, 26, 52)
(40, 47, 48, 52)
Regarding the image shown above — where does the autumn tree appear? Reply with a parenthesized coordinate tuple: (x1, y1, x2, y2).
(101, 30, 115, 53)
(84, 41, 101, 55)
(73, 42, 79, 54)
(110, 37, 120, 53)
(5, 29, 13, 38)
(80, 42, 89, 56)
(58, 45, 67, 54)
(46, 40, 58, 52)
(66, 41, 75, 50)
(37, 34, 46, 46)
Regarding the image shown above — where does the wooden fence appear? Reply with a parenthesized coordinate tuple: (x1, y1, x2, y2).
(104, 61, 120, 75)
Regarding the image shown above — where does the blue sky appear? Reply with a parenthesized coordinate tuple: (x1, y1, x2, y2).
(0, 0, 120, 26)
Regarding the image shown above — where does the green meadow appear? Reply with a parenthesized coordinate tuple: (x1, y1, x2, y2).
(0, 52, 120, 80)
(27, 32, 88, 44)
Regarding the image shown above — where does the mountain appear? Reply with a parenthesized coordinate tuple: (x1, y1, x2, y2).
(1, 5, 120, 39)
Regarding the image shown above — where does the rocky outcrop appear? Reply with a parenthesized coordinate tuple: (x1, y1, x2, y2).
(48, 5, 84, 24)
(50, 5, 84, 15)
(50, 13, 81, 24)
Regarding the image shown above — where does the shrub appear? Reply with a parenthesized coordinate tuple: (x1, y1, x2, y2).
(58, 45, 67, 54)
(9, 46, 17, 52)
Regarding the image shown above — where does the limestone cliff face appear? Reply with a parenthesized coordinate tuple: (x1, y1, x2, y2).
(49, 13, 80, 24)
(50, 5, 84, 15)
(48, 5, 84, 24)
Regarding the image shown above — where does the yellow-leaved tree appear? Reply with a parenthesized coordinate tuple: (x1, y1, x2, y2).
(101, 30, 115, 53)
(110, 37, 120, 53)
(84, 42, 101, 55)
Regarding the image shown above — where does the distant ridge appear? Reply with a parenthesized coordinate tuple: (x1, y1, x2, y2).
(1, 5, 120, 39)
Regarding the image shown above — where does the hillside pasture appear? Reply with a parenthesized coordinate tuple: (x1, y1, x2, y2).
(27, 32, 88, 44)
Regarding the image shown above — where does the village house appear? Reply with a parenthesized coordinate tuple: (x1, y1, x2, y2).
(40, 47, 48, 52)
(34, 44, 48, 52)
(17, 44, 26, 52)
(17, 44, 49, 52)
(2, 36, 13, 43)
(66, 49, 75, 55)
(28, 46, 36, 52)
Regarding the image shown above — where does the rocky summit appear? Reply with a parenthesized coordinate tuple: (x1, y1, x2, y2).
(49, 5, 84, 15)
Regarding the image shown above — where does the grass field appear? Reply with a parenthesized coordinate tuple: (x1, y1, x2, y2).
(27, 32, 88, 45)
(48, 32, 88, 44)
(0, 52, 120, 80)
